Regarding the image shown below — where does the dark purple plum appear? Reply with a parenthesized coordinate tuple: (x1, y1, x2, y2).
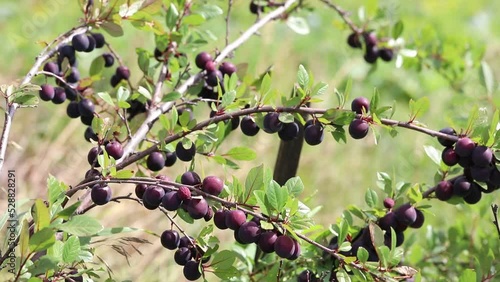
(91, 184, 112, 205)
(195, 52, 213, 69)
(297, 269, 318, 282)
(146, 152, 165, 171)
(174, 247, 192, 266)
(205, 70, 223, 87)
(410, 209, 424, 228)
(105, 141, 124, 159)
(363, 45, 379, 64)
(72, 34, 90, 52)
(43, 62, 59, 74)
(274, 235, 296, 259)
(161, 191, 182, 211)
(80, 114, 93, 126)
(240, 116, 260, 136)
(66, 67, 80, 83)
(176, 141, 196, 162)
(87, 147, 102, 167)
(64, 86, 78, 101)
(463, 182, 482, 204)
(225, 210, 246, 230)
(441, 147, 459, 166)
(204, 208, 214, 221)
(110, 74, 121, 87)
(116, 66, 130, 80)
(84, 34, 95, 52)
(379, 48, 394, 62)
(202, 176, 224, 196)
(142, 186, 165, 209)
(160, 230, 180, 250)
(383, 198, 395, 209)
(471, 146, 493, 167)
(348, 119, 369, 139)
(187, 198, 209, 219)
(51, 87, 66, 104)
(181, 171, 202, 186)
(78, 99, 95, 117)
(258, 231, 278, 253)
(237, 221, 261, 244)
(278, 122, 300, 141)
(394, 204, 417, 226)
(437, 127, 457, 147)
(66, 101, 80, 118)
(351, 97, 370, 114)
(39, 84, 55, 101)
(84, 126, 98, 142)
(135, 184, 147, 199)
(263, 112, 283, 133)
(90, 33, 105, 48)
(347, 33, 362, 49)
(219, 62, 237, 76)
(213, 210, 228, 230)
(455, 137, 475, 157)
(453, 176, 471, 197)
(164, 151, 177, 167)
(183, 260, 202, 281)
(435, 180, 453, 201)
(470, 166, 492, 182)
(102, 53, 114, 67)
(304, 123, 324, 145)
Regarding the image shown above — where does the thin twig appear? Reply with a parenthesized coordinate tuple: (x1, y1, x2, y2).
(492, 204, 500, 239)
(225, 0, 234, 48)
(318, 0, 361, 33)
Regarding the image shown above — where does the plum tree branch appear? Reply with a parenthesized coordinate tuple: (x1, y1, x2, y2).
(118, 0, 298, 163)
(0, 25, 89, 173)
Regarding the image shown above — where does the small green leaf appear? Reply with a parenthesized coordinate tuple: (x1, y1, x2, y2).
(89, 55, 105, 76)
(29, 227, 56, 252)
(479, 61, 495, 95)
(284, 177, 304, 197)
(392, 20, 404, 38)
(117, 86, 130, 102)
(137, 86, 152, 100)
(56, 201, 81, 220)
(101, 22, 124, 37)
(407, 184, 423, 204)
(224, 147, 256, 161)
(241, 165, 265, 205)
(47, 175, 68, 206)
(34, 199, 51, 230)
(54, 215, 103, 236)
(19, 219, 30, 259)
(409, 96, 430, 121)
(278, 112, 294, 123)
(287, 16, 310, 35)
(364, 189, 378, 208)
(14, 94, 38, 106)
(97, 92, 115, 107)
(311, 82, 328, 97)
(136, 48, 150, 74)
(297, 64, 309, 89)
(62, 236, 81, 263)
(260, 73, 272, 98)
(166, 3, 179, 30)
(194, 4, 223, 20)
(113, 169, 135, 178)
(370, 88, 380, 113)
(163, 91, 182, 102)
(357, 246, 369, 263)
(322, 109, 356, 125)
(220, 90, 236, 108)
(183, 14, 205, 26)
(423, 145, 441, 166)
(266, 181, 288, 212)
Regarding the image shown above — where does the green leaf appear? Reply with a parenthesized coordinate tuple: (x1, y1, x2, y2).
(457, 268, 476, 281)
(364, 189, 378, 208)
(241, 165, 265, 204)
(357, 246, 369, 263)
(117, 86, 130, 102)
(260, 73, 272, 98)
(113, 169, 135, 178)
(14, 94, 38, 106)
(166, 3, 179, 30)
(322, 109, 356, 125)
(27, 256, 58, 276)
(284, 177, 304, 197)
(137, 86, 152, 100)
(89, 55, 105, 76)
(479, 61, 495, 95)
(224, 147, 256, 161)
(336, 269, 351, 282)
(409, 96, 430, 120)
(97, 92, 115, 107)
(220, 90, 236, 108)
(55, 201, 81, 221)
(163, 91, 182, 102)
(94, 227, 143, 236)
(423, 145, 441, 166)
(62, 236, 81, 263)
(136, 48, 150, 74)
(212, 250, 238, 279)
(287, 16, 310, 35)
(311, 82, 328, 97)
(370, 88, 380, 113)
(392, 20, 404, 38)
(19, 219, 30, 259)
(297, 64, 309, 89)
(34, 199, 51, 230)
(183, 14, 205, 26)
(407, 184, 423, 204)
(29, 227, 56, 252)
(47, 175, 68, 206)
(266, 181, 288, 212)
(194, 4, 223, 20)
(54, 215, 103, 236)
(337, 219, 349, 245)
(101, 22, 124, 37)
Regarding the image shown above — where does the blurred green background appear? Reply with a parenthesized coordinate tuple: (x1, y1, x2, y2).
(1, 0, 500, 281)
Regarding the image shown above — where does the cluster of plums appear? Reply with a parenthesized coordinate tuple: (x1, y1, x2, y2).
(145, 142, 196, 171)
(160, 229, 208, 280)
(213, 209, 301, 261)
(349, 96, 371, 139)
(435, 128, 500, 203)
(347, 31, 395, 64)
(39, 32, 136, 143)
(325, 200, 424, 265)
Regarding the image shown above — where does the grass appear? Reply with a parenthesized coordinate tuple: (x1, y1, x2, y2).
(1, 0, 500, 281)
